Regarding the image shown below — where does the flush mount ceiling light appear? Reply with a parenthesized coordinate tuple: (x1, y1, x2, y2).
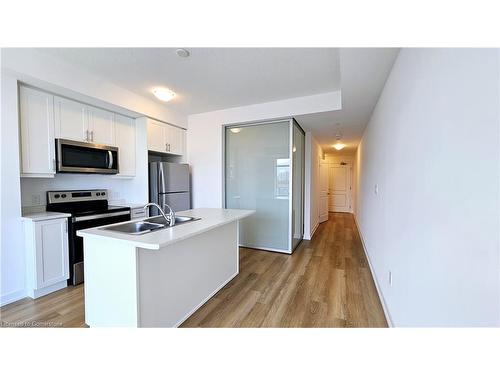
(153, 87, 176, 102)
(332, 133, 346, 151)
(176, 48, 190, 58)
(229, 128, 241, 133)
(333, 143, 346, 151)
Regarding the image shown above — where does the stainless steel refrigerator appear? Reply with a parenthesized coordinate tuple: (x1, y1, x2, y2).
(149, 162, 190, 216)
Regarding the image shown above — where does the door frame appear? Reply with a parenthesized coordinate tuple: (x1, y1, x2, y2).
(322, 156, 354, 214)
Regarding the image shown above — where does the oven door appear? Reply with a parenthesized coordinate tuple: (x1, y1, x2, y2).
(56, 139, 118, 174)
(69, 211, 130, 285)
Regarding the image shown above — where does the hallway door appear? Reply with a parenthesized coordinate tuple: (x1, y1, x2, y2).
(319, 163, 329, 222)
(329, 163, 351, 212)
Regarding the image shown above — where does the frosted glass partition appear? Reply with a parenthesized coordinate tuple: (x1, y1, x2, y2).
(225, 119, 304, 253)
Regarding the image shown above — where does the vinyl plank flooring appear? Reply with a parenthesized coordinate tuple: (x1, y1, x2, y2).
(0, 213, 387, 328)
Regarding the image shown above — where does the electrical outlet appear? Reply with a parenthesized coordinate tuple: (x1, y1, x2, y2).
(388, 271, 393, 286)
(374, 184, 379, 195)
(31, 194, 41, 205)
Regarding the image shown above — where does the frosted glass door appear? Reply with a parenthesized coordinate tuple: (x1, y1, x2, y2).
(225, 121, 290, 251)
(292, 120, 305, 249)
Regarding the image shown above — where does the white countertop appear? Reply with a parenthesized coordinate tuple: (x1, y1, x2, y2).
(77, 208, 254, 250)
(21, 211, 71, 222)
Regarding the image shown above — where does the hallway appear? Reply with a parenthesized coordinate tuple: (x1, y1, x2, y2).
(182, 213, 387, 327)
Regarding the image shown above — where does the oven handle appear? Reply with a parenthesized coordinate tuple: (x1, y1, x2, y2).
(72, 210, 130, 222)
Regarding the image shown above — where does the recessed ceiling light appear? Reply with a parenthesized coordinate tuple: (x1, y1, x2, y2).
(229, 128, 241, 134)
(176, 48, 190, 58)
(153, 87, 175, 102)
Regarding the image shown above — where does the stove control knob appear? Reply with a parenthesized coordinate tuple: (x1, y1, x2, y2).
(96, 192, 100, 196)
(101, 192, 106, 196)
(54, 194, 60, 199)
(61, 194, 67, 198)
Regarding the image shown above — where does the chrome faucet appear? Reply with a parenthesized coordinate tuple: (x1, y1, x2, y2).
(143, 203, 176, 227)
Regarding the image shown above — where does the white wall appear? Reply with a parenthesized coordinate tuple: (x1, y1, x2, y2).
(187, 91, 341, 210)
(0, 48, 186, 306)
(304, 132, 322, 240)
(355, 48, 500, 326)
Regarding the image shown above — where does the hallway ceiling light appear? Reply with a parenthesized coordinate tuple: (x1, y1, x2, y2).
(332, 132, 345, 150)
(229, 128, 241, 133)
(153, 87, 176, 102)
(333, 142, 346, 151)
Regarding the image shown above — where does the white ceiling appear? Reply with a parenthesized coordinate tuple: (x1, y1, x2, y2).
(40, 47, 398, 153)
(40, 48, 341, 115)
(296, 48, 400, 154)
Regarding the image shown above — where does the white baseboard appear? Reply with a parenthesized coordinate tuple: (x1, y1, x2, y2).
(353, 215, 394, 327)
(27, 280, 68, 299)
(0, 289, 27, 307)
(304, 221, 320, 241)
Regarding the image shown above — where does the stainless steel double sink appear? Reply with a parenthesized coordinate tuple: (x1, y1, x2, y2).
(101, 215, 201, 235)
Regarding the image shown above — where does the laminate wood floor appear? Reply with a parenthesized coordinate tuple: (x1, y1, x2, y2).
(0, 213, 387, 328)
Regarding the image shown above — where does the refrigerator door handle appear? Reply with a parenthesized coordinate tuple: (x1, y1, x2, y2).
(159, 162, 166, 193)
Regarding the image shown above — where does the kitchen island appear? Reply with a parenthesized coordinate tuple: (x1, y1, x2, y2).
(77, 208, 254, 327)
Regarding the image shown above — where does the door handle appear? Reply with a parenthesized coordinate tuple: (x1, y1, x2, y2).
(107, 150, 113, 168)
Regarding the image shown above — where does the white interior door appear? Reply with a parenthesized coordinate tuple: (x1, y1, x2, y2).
(319, 163, 329, 222)
(329, 163, 351, 213)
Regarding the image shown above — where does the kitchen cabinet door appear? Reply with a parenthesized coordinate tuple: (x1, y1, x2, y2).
(34, 218, 69, 289)
(147, 120, 166, 153)
(54, 96, 88, 142)
(114, 114, 136, 177)
(165, 126, 181, 155)
(88, 107, 115, 145)
(19, 86, 56, 176)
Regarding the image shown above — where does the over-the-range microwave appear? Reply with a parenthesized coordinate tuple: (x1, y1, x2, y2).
(56, 139, 119, 174)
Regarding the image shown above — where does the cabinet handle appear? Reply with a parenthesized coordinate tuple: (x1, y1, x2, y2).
(53, 158, 56, 172)
(168, 143, 170, 152)
(91, 131, 94, 142)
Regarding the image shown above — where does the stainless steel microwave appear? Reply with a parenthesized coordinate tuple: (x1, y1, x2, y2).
(56, 139, 119, 174)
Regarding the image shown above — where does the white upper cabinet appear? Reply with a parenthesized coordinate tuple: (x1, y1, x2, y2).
(54, 96, 88, 142)
(147, 119, 186, 156)
(54, 96, 115, 146)
(19, 86, 56, 177)
(147, 119, 167, 153)
(19, 86, 138, 178)
(114, 114, 136, 177)
(88, 106, 115, 145)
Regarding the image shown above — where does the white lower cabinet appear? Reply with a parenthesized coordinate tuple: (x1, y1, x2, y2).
(24, 217, 70, 299)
